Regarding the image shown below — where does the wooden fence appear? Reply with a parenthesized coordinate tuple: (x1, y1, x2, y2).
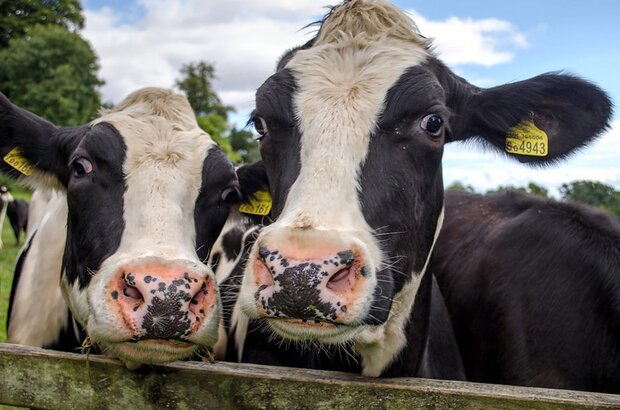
(0, 343, 619, 409)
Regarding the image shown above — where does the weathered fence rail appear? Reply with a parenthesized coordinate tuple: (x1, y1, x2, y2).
(0, 343, 619, 409)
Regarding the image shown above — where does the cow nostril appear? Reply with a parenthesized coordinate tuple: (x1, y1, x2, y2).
(327, 267, 352, 290)
(123, 284, 143, 301)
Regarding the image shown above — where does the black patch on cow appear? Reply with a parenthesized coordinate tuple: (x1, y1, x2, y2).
(262, 262, 339, 321)
(141, 282, 199, 339)
(354, 66, 446, 325)
(63, 122, 127, 289)
(253, 69, 301, 219)
(194, 146, 239, 262)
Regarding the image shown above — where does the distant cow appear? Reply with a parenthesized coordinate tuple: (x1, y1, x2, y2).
(431, 190, 620, 393)
(7, 199, 28, 245)
(2, 88, 240, 368)
(234, 0, 611, 379)
(0, 185, 14, 249)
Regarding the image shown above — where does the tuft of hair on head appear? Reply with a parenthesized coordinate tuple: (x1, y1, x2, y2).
(98, 87, 199, 132)
(315, 0, 428, 47)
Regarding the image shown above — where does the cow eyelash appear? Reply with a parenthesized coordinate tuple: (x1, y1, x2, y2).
(248, 116, 269, 141)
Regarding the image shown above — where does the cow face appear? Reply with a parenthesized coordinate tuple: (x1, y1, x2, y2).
(238, 0, 612, 375)
(0, 88, 239, 368)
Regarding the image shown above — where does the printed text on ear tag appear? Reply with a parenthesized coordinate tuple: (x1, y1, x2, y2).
(239, 190, 272, 216)
(3, 147, 33, 176)
(505, 120, 548, 157)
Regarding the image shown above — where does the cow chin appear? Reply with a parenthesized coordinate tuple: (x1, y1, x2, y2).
(266, 318, 362, 345)
(103, 339, 201, 369)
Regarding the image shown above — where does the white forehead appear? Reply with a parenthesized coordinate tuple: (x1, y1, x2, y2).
(276, 1, 429, 231)
(91, 87, 216, 259)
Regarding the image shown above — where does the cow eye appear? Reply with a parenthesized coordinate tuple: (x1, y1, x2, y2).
(72, 157, 93, 177)
(251, 116, 269, 140)
(420, 114, 444, 137)
(220, 186, 241, 204)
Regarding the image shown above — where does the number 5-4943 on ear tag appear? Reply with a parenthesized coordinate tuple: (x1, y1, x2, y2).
(3, 147, 34, 176)
(239, 190, 272, 216)
(505, 120, 548, 157)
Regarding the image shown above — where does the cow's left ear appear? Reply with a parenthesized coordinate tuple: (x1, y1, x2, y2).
(442, 67, 612, 164)
(0, 93, 78, 189)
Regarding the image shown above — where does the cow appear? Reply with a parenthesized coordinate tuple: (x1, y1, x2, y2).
(0, 185, 14, 249)
(8, 190, 78, 351)
(1, 87, 241, 368)
(232, 0, 612, 379)
(7, 198, 28, 245)
(431, 190, 620, 393)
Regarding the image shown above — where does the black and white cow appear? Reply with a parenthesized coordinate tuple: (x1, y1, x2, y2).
(0, 185, 14, 249)
(8, 190, 79, 351)
(7, 198, 28, 244)
(1, 88, 240, 368)
(431, 190, 620, 393)
(233, 0, 612, 378)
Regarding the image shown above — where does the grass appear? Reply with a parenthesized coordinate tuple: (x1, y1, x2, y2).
(0, 187, 32, 343)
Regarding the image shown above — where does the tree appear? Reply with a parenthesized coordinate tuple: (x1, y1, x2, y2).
(446, 181, 476, 193)
(0, 0, 84, 49)
(230, 127, 260, 163)
(0, 25, 103, 126)
(175, 62, 232, 118)
(487, 182, 548, 198)
(175, 61, 243, 161)
(560, 180, 620, 217)
(197, 115, 241, 163)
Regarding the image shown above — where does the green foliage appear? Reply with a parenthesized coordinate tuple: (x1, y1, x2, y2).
(487, 182, 549, 198)
(197, 115, 241, 162)
(176, 61, 232, 118)
(560, 180, 620, 217)
(446, 181, 476, 193)
(0, 25, 103, 126)
(230, 127, 260, 163)
(0, 0, 84, 49)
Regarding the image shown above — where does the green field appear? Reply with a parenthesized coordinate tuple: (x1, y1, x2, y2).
(0, 187, 32, 343)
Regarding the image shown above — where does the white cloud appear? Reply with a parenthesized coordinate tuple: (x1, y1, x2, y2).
(406, 10, 528, 66)
(82, 1, 530, 108)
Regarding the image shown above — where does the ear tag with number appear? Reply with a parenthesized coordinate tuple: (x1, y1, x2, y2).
(239, 190, 272, 216)
(505, 120, 548, 157)
(3, 147, 34, 176)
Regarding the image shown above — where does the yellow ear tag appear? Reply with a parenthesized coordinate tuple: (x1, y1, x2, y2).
(239, 190, 272, 216)
(505, 120, 548, 157)
(3, 147, 34, 176)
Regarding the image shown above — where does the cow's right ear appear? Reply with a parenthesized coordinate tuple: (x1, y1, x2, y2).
(236, 160, 269, 203)
(230, 161, 272, 222)
(0, 93, 76, 189)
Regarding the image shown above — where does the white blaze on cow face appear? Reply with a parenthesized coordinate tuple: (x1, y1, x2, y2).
(240, 0, 432, 344)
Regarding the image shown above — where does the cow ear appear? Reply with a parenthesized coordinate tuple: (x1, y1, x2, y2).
(0, 93, 75, 189)
(236, 160, 269, 203)
(445, 71, 612, 164)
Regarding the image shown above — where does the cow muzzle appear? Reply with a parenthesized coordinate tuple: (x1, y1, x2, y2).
(243, 233, 377, 342)
(90, 259, 220, 367)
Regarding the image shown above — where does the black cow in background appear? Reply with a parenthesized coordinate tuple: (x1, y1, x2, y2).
(431, 190, 620, 394)
(7, 199, 28, 245)
(0, 185, 29, 247)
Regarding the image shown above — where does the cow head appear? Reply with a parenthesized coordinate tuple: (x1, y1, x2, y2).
(0, 88, 240, 368)
(237, 0, 612, 375)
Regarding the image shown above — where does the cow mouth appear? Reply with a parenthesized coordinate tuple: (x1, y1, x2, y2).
(105, 339, 201, 368)
(267, 317, 360, 343)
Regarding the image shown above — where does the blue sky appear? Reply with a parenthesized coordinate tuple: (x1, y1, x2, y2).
(80, 1, 619, 195)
